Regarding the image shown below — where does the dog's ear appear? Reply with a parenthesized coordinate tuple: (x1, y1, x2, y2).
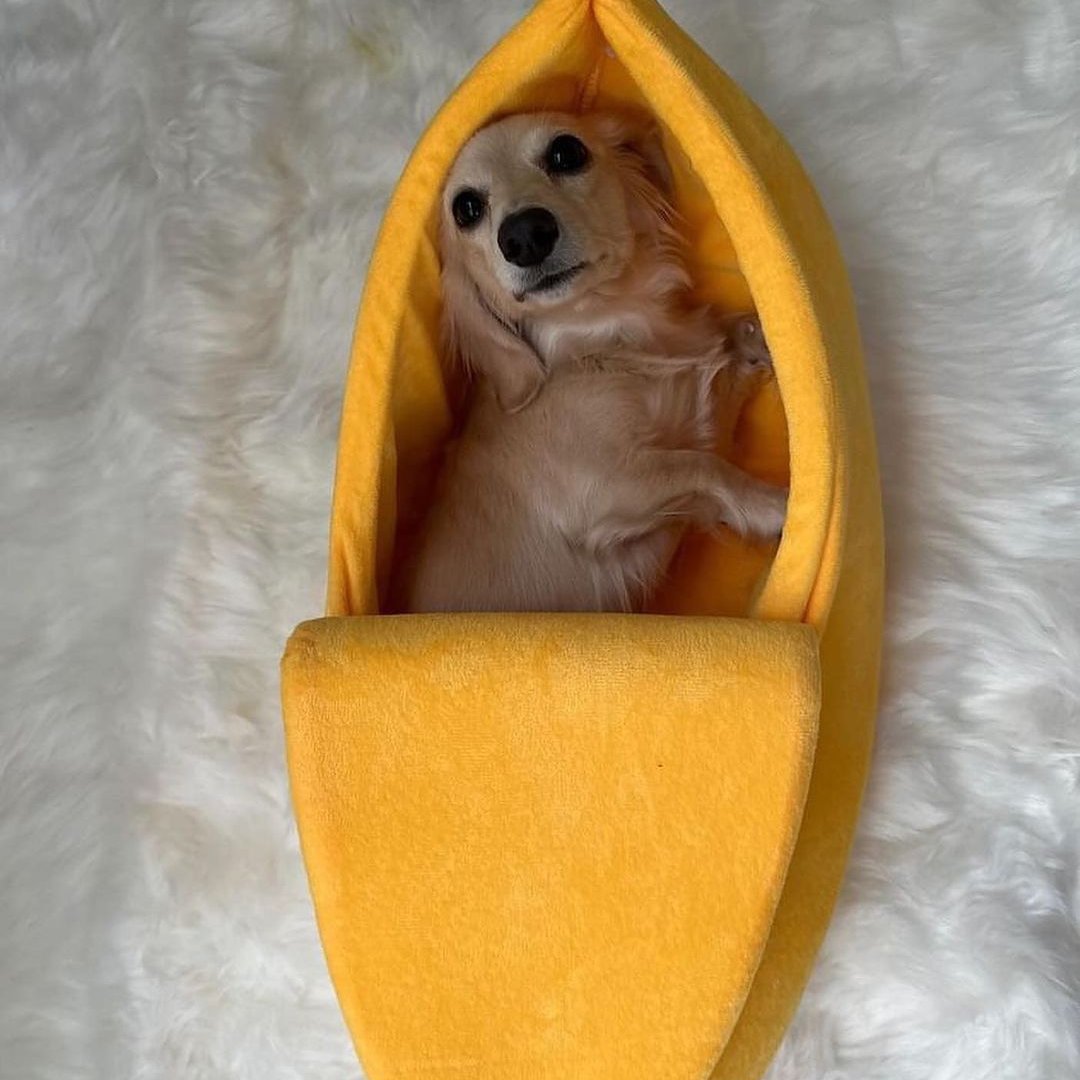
(593, 109, 674, 197)
(440, 260, 546, 413)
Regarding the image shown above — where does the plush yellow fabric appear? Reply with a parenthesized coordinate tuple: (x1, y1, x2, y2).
(284, 615, 820, 1078)
(281, 0, 884, 1078)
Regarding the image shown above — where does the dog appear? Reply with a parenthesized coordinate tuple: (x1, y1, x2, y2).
(392, 110, 787, 613)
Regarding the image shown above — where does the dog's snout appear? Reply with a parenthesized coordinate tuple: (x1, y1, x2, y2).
(497, 207, 559, 268)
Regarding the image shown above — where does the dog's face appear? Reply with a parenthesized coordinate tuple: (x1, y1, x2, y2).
(441, 111, 669, 314)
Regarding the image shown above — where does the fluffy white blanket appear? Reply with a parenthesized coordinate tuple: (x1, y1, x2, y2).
(2, 1, 1078, 1077)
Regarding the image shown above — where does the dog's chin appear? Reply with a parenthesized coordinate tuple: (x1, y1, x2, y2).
(510, 262, 590, 307)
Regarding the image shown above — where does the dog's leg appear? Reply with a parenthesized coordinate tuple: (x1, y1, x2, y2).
(584, 448, 787, 553)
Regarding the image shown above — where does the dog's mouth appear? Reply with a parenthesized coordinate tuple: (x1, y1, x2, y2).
(514, 262, 588, 302)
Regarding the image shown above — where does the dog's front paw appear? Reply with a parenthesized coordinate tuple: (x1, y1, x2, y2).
(729, 313, 772, 372)
(743, 481, 788, 542)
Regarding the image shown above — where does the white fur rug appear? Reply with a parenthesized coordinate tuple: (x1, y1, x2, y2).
(2, 1, 1079, 1077)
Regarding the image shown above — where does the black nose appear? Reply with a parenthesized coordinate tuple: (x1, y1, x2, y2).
(497, 207, 559, 267)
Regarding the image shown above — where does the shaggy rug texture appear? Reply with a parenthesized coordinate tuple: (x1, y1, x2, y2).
(2, 0, 1079, 1077)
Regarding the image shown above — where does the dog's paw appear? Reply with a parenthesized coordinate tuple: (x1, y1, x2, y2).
(729, 313, 772, 371)
(743, 481, 788, 542)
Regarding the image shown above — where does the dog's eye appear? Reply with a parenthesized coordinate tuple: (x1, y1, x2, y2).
(543, 134, 591, 176)
(452, 188, 487, 229)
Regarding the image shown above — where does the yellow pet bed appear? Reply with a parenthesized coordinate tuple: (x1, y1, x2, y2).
(281, 0, 884, 1077)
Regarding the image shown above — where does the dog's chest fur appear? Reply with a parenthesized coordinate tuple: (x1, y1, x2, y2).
(456, 353, 722, 585)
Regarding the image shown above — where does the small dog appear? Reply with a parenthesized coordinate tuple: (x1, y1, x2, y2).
(393, 110, 787, 613)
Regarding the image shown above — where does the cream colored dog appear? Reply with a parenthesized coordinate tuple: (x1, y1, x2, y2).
(393, 110, 787, 613)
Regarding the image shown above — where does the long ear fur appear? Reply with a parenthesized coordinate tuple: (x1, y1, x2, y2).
(594, 109, 675, 199)
(592, 108, 681, 255)
(440, 254, 547, 413)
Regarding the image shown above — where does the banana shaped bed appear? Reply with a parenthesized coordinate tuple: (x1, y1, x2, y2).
(281, 0, 884, 1077)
